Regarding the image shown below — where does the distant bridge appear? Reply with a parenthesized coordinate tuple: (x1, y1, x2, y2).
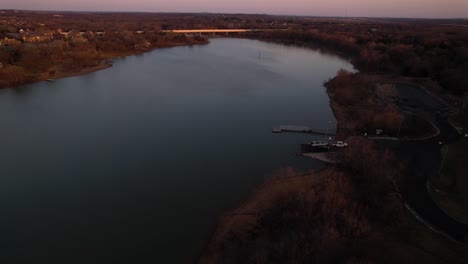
(162, 29, 273, 36)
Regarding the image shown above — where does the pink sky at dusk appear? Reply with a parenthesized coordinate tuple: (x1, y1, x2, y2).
(1, 0, 468, 18)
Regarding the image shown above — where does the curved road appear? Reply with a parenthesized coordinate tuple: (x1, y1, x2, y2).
(387, 83, 468, 242)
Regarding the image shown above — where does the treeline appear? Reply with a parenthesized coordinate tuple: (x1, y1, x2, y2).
(2, 10, 298, 88)
(244, 23, 468, 95)
(0, 11, 292, 33)
(0, 31, 207, 87)
(1, 11, 468, 95)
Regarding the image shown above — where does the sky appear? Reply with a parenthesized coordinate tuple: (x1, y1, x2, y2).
(1, 0, 468, 18)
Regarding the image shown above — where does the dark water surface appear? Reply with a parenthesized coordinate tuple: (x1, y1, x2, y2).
(0, 39, 352, 263)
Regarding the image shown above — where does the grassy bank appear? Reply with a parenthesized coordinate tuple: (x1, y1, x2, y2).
(430, 140, 468, 225)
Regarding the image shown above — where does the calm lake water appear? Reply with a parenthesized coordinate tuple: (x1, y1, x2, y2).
(0, 38, 352, 263)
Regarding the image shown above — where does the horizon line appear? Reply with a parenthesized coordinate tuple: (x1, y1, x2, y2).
(1, 9, 467, 20)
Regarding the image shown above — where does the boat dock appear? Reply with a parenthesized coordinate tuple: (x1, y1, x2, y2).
(273, 125, 336, 136)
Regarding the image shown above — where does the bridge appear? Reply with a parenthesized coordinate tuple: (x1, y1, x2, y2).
(162, 29, 271, 36)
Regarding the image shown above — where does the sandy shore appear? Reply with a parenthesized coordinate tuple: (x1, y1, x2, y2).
(44, 63, 113, 82)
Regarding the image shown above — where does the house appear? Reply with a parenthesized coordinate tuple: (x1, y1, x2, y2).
(134, 41, 151, 50)
(57, 29, 71, 38)
(21, 33, 52, 43)
(70, 32, 88, 43)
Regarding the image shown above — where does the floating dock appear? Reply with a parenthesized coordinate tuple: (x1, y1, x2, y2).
(273, 125, 336, 136)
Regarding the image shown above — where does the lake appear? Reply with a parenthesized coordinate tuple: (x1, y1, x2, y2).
(0, 38, 352, 263)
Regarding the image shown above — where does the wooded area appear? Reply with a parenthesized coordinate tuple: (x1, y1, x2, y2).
(243, 19, 468, 96)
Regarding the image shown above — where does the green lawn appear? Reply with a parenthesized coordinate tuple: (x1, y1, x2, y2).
(430, 139, 468, 225)
(400, 217, 468, 263)
(450, 110, 468, 134)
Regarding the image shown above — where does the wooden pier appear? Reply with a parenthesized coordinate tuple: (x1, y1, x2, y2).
(273, 125, 336, 136)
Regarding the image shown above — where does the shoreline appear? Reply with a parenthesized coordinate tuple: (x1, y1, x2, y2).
(1, 41, 209, 89)
(46, 63, 113, 81)
(197, 49, 468, 262)
(1, 36, 356, 90)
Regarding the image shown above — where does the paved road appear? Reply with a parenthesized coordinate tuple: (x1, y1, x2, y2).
(387, 83, 468, 242)
(390, 138, 468, 242)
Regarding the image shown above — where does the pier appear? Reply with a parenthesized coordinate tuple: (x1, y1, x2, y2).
(273, 125, 336, 136)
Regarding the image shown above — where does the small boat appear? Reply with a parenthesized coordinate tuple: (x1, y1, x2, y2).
(309, 141, 328, 147)
(272, 129, 282, 133)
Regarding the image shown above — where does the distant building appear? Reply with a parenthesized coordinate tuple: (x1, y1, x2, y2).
(134, 41, 151, 50)
(21, 33, 52, 43)
(57, 29, 71, 38)
(74, 35, 89, 44)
